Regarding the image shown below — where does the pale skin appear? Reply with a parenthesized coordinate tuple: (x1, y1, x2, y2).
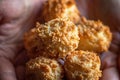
(0, 0, 120, 80)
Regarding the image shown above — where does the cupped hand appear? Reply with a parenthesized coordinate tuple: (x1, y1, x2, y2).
(0, 0, 120, 80)
(85, 0, 120, 80)
(0, 0, 46, 80)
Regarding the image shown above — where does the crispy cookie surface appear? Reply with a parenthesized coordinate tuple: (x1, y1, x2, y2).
(64, 50, 102, 80)
(77, 17, 112, 53)
(26, 56, 63, 80)
(24, 18, 79, 58)
(41, 0, 80, 24)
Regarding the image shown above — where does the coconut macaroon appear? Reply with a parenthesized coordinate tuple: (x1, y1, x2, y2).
(24, 18, 79, 58)
(77, 17, 112, 53)
(26, 56, 63, 80)
(41, 0, 80, 24)
(64, 50, 102, 80)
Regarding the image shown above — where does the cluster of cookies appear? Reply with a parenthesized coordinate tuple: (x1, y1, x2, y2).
(24, 0, 112, 80)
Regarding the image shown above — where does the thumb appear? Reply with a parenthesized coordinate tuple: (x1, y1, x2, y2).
(0, 57, 16, 80)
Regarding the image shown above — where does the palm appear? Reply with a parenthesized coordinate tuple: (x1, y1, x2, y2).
(0, 0, 120, 80)
(0, 0, 45, 80)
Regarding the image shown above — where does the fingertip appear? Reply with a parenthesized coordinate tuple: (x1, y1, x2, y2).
(100, 51, 117, 70)
(14, 51, 29, 66)
(100, 67, 119, 80)
(118, 53, 120, 72)
(0, 57, 17, 80)
(16, 66, 25, 80)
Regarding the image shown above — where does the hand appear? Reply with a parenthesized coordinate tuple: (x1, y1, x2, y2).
(0, 0, 120, 80)
(79, 0, 120, 80)
(0, 0, 46, 80)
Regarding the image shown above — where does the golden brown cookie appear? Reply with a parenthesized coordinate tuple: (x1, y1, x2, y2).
(64, 50, 102, 80)
(41, 0, 80, 24)
(24, 18, 79, 58)
(26, 56, 63, 80)
(77, 17, 112, 53)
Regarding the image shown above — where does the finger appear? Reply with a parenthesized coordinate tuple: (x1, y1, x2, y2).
(100, 51, 119, 80)
(100, 51, 117, 70)
(109, 43, 119, 53)
(0, 57, 17, 80)
(0, 0, 47, 45)
(100, 67, 119, 80)
(112, 32, 120, 46)
(16, 66, 25, 80)
(118, 52, 120, 72)
(0, 44, 22, 61)
(0, 0, 46, 21)
(14, 50, 29, 67)
(76, 0, 88, 17)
